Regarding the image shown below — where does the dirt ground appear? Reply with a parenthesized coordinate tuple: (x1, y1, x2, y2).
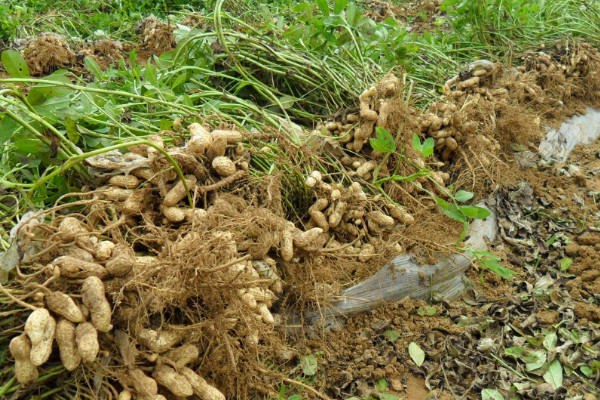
(291, 138, 600, 399)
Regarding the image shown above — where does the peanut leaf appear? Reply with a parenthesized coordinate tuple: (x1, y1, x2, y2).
(408, 342, 425, 366)
(1, 50, 29, 78)
(543, 359, 563, 389)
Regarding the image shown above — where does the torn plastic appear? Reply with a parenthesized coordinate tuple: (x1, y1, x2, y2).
(305, 206, 496, 330)
(84, 150, 150, 177)
(0, 211, 45, 283)
(539, 107, 600, 162)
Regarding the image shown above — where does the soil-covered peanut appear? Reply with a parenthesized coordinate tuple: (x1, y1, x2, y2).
(240, 290, 257, 309)
(109, 175, 140, 189)
(309, 209, 329, 232)
(123, 188, 151, 214)
(329, 201, 347, 228)
(246, 287, 276, 305)
(359, 87, 378, 121)
(52, 256, 107, 279)
(368, 211, 395, 227)
(164, 344, 199, 367)
(206, 136, 227, 159)
(56, 319, 81, 371)
(106, 243, 135, 276)
(137, 328, 184, 353)
(162, 205, 186, 223)
(9, 334, 39, 385)
(24, 308, 56, 366)
(292, 227, 323, 249)
(81, 276, 112, 332)
(212, 156, 236, 177)
(153, 364, 194, 397)
(75, 322, 99, 364)
(94, 240, 115, 260)
(104, 187, 133, 201)
(358, 243, 376, 262)
(211, 129, 243, 144)
(59, 217, 95, 249)
(180, 366, 226, 400)
(257, 302, 275, 325)
(187, 131, 213, 156)
(280, 229, 294, 261)
(58, 217, 86, 241)
(163, 175, 197, 207)
(183, 207, 208, 224)
(64, 245, 95, 262)
(356, 160, 378, 177)
(129, 368, 158, 397)
(45, 291, 84, 323)
(388, 205, 414, 225)
(118, 390, 132, 400)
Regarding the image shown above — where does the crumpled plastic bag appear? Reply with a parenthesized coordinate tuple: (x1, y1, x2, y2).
(0, 211, 45, 282)
(539, 107, 600, 162)
(307, 205, 496, 330)
(84, 150, 150, 177)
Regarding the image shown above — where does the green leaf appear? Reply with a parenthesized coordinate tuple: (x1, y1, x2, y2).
(412, 134, 422, 152)
(84, 56, 103, 80)
(33, 96, 71, 123)
(546, 233, 558, 246)
(436, 198, 466, 223)
(524, 350, 546, 371)
(0, 114, 19, 143)
(408, 342, 425, 366)
(417, 306, 436, 316)
(293, 3, 310, 12)
(543, 332, 557, 350)
(580, 365, 593, 377)
(479, 258, 517, 280)
(375, 378, 388, 391)
(454, 190, 474, 203)
(346, 2, 357, 25)
(378, 393, 400, 400)
(145, 63, 158, 87)
(384, 330, 401, 342)
(481, 389, 505, 400)
(300, 354, 318, 376)
(129, 49, 138, 67)
(559, 257, 572, 271)
(171, 73, 189, 90)
(369, 127, 396, 153)
(278, 95, 296, 110)
(288, 395, 302, 400)
(159, 118, 173, 131)
(64, 117, 79, 144)
(316, 0, 330, 16)
(422, 137, 435, 157)
(13, 137, 43, 153)
(458, 205, 491, 219)
(543, 360, 563, 389)
(1, 50, 29, 78)
(333, 0, 348, 13)
(505, 347, 525, 358)
(27, 71, 73, 105)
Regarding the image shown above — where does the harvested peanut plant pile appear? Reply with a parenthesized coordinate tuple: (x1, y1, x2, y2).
(2, 0, 600, 398)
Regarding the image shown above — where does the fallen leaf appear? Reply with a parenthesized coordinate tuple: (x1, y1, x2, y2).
(408, 342, 425, 367)
(543, 359, 563, 389)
